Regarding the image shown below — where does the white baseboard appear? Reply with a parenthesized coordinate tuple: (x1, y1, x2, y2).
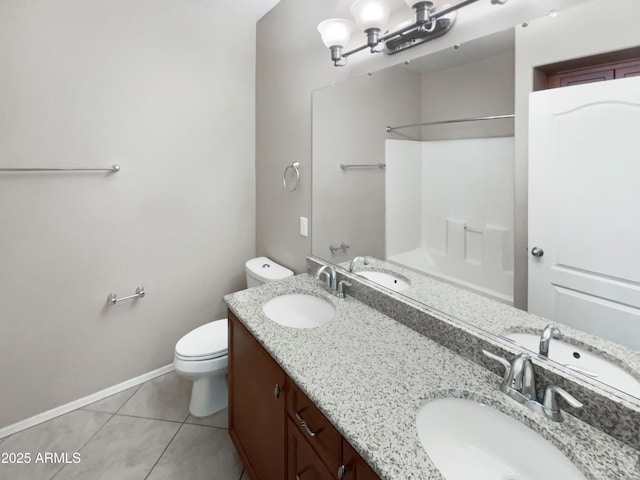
(0, 364, 174, 440)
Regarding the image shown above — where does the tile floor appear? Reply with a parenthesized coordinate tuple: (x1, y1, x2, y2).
(0, 372, 250, 480)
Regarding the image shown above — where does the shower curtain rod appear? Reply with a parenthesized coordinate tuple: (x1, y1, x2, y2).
(386, 114, 515, 133)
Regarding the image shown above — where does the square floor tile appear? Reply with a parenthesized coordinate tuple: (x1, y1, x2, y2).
(0, 410, 111, 480)
(53, 415, 179, 480)
(118, 373, 191, 422)
(81, 386, 141, 414)
(185, 408, 228, 429)
(146, 424, 242, 480)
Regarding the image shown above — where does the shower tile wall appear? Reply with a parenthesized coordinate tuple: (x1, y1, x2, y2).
(386, 137, 514, 302)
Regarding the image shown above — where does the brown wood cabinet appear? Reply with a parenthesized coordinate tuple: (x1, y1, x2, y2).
(342, 441, 380, 480)
(229, 311, 286, 480)
(287, 417, 335, 480)
(547, 59, 640, 89)
(287, 380, 342, 476)
(228, 310, 382, 480)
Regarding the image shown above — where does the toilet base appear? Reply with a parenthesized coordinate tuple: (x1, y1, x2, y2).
(189, 373, 228, 417)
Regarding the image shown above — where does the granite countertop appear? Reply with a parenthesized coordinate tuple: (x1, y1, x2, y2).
(339, 257, 640, 386)
(224, 274, 640, 480)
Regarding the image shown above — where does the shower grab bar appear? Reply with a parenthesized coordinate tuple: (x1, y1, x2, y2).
(340, 163, 386, 170)
(386, 114, 515, 133)
(0, 164, 120, 173)
(107, 286, 145, 305)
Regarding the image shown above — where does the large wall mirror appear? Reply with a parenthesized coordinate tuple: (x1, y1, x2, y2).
(311, 17, 640, 402)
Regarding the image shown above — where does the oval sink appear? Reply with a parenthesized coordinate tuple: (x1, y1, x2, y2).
(416, 398, 586, 480)
(503, 333, 640, 397)
(356, 271, 410, 292)
(262, 294, 335, 329)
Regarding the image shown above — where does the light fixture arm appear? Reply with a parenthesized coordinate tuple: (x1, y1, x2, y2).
(329, 0, 504, 67)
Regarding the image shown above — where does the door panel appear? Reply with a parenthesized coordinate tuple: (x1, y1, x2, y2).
(528, 76, 640, 350)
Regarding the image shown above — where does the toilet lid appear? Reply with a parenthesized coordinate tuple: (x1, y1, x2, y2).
(175, 319, 228, 360)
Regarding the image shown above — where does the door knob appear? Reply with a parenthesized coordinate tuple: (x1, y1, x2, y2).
(531, 247, 544, 257)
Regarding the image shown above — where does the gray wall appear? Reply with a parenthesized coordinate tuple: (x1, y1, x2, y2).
(256, 0, 588, 274)
(0, 0, 256, 428)
(421, 51, 515, 140)
(513, 0, 640, 309)
(312, 67, 422, 264)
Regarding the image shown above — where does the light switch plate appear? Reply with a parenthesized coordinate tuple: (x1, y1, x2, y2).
(300, 217, 308, 237)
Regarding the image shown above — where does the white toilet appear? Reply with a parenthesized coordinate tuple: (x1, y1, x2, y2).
(173, 257, 294, 417)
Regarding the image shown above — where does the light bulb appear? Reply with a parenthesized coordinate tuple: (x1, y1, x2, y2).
(317, 19, 354, 48)
(350, 0, 390, 32)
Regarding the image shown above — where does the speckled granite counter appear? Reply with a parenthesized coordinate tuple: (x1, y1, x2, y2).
(338, 257, 640, 384)
(317, 256, 640, 450)
(224, 274, 640, 480)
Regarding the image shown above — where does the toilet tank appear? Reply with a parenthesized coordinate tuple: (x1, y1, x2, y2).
(245, 257, 294, 288)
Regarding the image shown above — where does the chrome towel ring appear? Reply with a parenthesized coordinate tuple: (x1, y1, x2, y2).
(283, 162, 300, 192)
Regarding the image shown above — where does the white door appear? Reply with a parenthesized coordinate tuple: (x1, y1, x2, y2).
(528, 76, 640, 351)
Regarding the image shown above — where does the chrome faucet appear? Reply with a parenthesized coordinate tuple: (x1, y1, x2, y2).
(539, 324, 562, 357)
(315, 265, 337, 291)
(315, 265, 351, 299)
(483, 349, 583, 422)
(349, 256, 370, 272)
(483, 350, 536, 402)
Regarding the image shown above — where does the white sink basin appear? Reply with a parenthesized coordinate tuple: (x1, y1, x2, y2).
(262, 294, 335, 329)
(504, 333, 640, 397)
(356, 271, 410, 292)
(416, 398, 586, 480)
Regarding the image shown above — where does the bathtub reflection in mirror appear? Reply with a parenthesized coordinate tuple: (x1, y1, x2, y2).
(311, 20, 640, 399)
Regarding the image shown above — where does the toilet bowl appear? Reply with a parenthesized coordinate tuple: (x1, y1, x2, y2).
(173, 257, 293, 417)
(174, 319, 228, 417)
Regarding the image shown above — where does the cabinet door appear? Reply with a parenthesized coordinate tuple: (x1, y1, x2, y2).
(616, 60, 640, 79)
(229, 311, 286, 480)
(288, 418, 335, 480)
(342, 440, 381, 480)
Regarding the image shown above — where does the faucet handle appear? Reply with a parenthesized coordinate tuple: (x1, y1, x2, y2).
(482, 350, 511, 384)
(543, 385, 583, 412)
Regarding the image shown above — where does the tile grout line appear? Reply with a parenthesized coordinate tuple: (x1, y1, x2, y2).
(112, 412, 188, 425)
(50, 381, 144, 479)
(49, 411, 118, 480)
(112, 383, 144, 415)
(143, 423, 185, 480)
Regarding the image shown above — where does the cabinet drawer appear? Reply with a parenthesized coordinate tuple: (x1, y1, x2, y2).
(287, 380, 342, 474)
(287, 418, 335, 480)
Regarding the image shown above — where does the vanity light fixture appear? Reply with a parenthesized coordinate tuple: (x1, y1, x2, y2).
(318, 0, 509, 66)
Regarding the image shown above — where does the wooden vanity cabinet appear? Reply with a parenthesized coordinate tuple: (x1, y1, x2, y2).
(229, 312, 286, 480)
(229, 310, 381, 480)
(287, 380, 342, 475)
(342, 440, 380, 480)
(287, 417, 335, 480)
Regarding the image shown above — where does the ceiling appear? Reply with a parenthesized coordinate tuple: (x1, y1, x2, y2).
(180, 0, 281, 21)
